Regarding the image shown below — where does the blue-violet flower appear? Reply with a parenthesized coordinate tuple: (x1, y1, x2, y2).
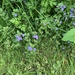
(28, 46, 32, 51)
(16, 35, 22, 41)
(33, 35, 38, 40)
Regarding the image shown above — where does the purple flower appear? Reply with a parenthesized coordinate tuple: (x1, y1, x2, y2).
(34, 48, 36, 51)
(22, 34, 25, 37)
(70, 11, 73, 14)
(14, 13, 18, 17)
(70, 8, 74, 12)
(70, 13, 74, 17)
(60, 5, 66, 11)
(33, 35, 38, 40)
(16, 35, 22, 41)
(73, 22, 75, 25)
(60, 7, 64, 11)
(28, 46, 32, 51)
(63, 5, 66, 8)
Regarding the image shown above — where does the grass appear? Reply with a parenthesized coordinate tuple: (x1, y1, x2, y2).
(0, 0, 75, 75)
(0, 37, 75, 75)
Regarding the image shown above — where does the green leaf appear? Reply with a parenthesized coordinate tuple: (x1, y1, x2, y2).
(62, 29, 75, 43)
(21, 26, 25, 32)
(10, 18, 21, 25)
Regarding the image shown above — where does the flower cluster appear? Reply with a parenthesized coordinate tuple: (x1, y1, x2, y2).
(70, 8, 75, 18)
(28, 46, 36, 51)
(27, 34, 38, 51)
(16, 33, 38, 51)
(16, 34, 25, 41)
(60, 5, 66, 11)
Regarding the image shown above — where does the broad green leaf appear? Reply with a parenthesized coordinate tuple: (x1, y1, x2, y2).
(62, 29, 75, 43)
